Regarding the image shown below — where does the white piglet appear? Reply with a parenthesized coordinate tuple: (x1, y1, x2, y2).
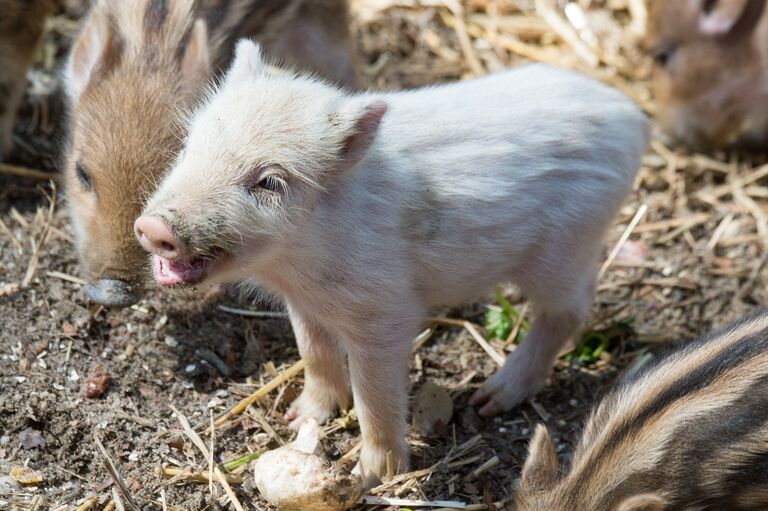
(135, 40, 648, 485)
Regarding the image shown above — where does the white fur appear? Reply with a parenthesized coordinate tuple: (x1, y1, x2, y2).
(144, 40, 649, 485)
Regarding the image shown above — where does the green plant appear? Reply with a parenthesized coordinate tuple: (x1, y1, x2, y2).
(568, 317, 636, 363)
(484, 291, 528, 343)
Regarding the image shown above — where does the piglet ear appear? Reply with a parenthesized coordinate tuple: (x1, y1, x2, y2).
(616, 494, 666, 511)
(224, 39, 267, 86)
(337, 100, 388, 170)
(695, 0, 761, 37)
(65, 5, 120, 101)
(180, 19, 211, 92)
(520, 425, 558, 492)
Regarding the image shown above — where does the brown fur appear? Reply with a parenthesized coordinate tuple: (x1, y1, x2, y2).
(64, 0, 358, 297)
(645, 0, 768, 150)
(516, 312, 768, 511)
(0, 0, 53, 158)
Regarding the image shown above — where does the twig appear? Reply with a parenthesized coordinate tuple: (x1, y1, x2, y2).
(22, 183, 57, 287)
(213, 466, 246, 511)
(0, 162, 52, 180)
(633, 213, 710, 234)
(535, 0, 600, 67)
(339, 441, 362, 464)
(209, 411, 215, 496)
(94, 436, 140, 511)
(504, 303, 529, 347)
(154, 467, 243, 485)
(209, 359, 305, 431)
(46, 271, 88, 285)
(358, 496, 469, 508)
(699, 163, 768, 201)
(464, 321, 505, 366)
(465, 455, 500, 480)
(75, 497, 98, 511)
(444, 0, 485, 76)
(428, 318, 505, 366)
(169, 405, 210, 461)
(111, 488, 125, 511)
(217, 305, 288, 318)
(0, 216, 22, 251)
(598, 204, 648, 280)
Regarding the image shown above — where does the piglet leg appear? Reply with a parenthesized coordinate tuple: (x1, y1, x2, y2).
(470, 307, 585, 416)
(285, 304, 351, 429)
(345, 319, 419, 487)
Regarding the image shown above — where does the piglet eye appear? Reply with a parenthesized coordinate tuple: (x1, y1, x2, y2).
(652, 45, 676, 67)
(247, 168, 286, 198)
(76, 161, 93, 191)
(259, 175, 282, 192)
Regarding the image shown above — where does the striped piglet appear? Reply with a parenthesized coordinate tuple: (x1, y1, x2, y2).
(516, 312, 768, 511)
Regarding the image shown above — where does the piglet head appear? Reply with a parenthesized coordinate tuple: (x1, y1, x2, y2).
(645, 0, 767, 150)
(513, 426, 667, 511)
(135, 40, 387, 293)
(63, 3, 211, 306)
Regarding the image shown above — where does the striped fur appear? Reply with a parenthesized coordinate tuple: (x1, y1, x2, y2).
(63, 0, 357, 302)
(516, 312, 768, 511)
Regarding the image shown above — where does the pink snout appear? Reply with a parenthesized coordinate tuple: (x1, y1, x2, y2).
(134, 215, 184, 259)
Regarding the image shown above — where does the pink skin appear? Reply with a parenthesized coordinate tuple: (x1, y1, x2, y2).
(134, 215, 217, 286)
(132, 46, 647, 484)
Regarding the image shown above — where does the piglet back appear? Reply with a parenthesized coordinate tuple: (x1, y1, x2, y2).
(571, 312, 768, 510)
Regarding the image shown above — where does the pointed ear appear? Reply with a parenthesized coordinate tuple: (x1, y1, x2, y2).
(695, 0, 762, 37)
(224, 39, 267, 86)
(180, 19, 211, 91)
(520, 425, 558, 492)
(337, 100, 387, 170)
(616, 494, 666, 511)
(65, 6, 120, 101)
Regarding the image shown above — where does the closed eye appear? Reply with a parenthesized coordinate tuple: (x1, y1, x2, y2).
(651, 45, 676, 68)
(76, 161, 93, 191)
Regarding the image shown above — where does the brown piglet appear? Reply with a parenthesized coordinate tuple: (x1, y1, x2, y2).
(63, 0, 358, 306)
(516, 312, 768, 511)
(645, 0, 768, 150)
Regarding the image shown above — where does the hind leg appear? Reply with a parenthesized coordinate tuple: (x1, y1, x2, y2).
(470, 270, 595, 416)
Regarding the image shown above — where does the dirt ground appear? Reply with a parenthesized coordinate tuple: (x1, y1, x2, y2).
(2, 1, 768, 510)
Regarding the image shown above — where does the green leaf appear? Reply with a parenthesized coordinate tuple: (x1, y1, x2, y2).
(484, 291, 529, 343)
(567, 317, 636, 363)
(219, 452, 262, 472)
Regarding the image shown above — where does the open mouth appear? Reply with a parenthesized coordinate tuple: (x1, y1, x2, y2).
(152, 253, 219, 287)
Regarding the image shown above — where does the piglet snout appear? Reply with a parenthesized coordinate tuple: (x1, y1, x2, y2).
(134, 215, 184, 259)
(84, 278, 140, 307)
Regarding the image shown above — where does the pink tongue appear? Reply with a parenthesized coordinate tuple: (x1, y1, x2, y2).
(153, 255, 209, 286)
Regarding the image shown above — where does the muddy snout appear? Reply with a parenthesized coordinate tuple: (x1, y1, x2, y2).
(134, 215, 186, 259)
(84, 278, 140, 307)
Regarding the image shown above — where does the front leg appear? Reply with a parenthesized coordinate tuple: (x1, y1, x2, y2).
(285, 303, 351, 429)
(343, 314, 422, 487)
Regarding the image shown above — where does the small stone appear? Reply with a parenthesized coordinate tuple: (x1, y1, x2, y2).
(207, 397, 224, 409)
(81, 364, 111, 398)
(164, 335, 178, 348)
(18, 428, 46, 450)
